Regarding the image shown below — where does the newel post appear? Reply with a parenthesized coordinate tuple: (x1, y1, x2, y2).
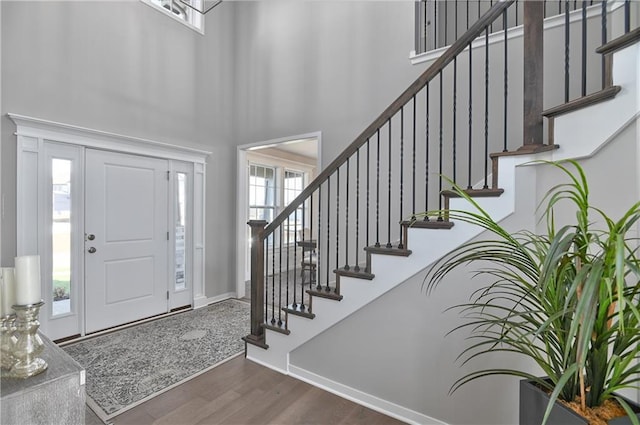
(521, 0, 545, 151)
(244, 220, 268, 349)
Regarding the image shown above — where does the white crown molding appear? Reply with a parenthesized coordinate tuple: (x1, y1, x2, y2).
(8, 113, 211, 164)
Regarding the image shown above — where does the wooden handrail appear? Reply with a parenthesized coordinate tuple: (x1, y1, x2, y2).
(262, 0, 515, 238)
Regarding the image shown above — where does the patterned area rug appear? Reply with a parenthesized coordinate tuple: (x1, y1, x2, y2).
(62, 299, 250, 421)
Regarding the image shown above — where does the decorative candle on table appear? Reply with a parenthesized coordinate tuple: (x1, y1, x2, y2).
(14, 256, 41, 306)
(0, 267, 16, 317)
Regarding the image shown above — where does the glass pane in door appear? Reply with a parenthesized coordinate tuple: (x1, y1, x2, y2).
(175, 172, 187, 291)
(52, 158, 71, 316)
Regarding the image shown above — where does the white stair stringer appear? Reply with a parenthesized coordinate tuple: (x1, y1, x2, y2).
(246, 37, 640, 377)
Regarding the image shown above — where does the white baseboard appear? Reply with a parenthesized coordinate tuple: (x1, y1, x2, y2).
(288, 364, 449, 425)
(193, 292, 237, 309)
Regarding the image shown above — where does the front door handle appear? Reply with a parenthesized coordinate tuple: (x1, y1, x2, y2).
(88, 247, 97, 254)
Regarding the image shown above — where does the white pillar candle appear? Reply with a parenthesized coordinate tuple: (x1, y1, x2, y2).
(14, 255, 41, 305)
(0, 268, 16, 316)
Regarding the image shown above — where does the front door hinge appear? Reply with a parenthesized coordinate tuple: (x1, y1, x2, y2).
(167, 290, 169, 300)
(167, 231, 170, 240)
(167, 171, 170, 181)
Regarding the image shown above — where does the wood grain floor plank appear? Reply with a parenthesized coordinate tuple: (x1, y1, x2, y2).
(110, 356, 406, 425)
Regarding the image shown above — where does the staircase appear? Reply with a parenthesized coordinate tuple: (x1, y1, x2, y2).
(244, 1, 640, 423)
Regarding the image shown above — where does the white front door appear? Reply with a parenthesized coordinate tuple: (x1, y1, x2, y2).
(84, 149, 169, 333)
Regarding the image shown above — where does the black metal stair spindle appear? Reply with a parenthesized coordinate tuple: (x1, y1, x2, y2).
(625, 0, 630, 33)
(453, 57, 458, 184)
(278, 226, 283, 326)
(601, 0, 607, 89)
(264, 238, 268, 324)
(286, 217, 291, 310)
(355, 148, 360, 272)
(581, 0, 587, 97)
(412, 95, 417, 220)
(298, 202, 304, 310)
(375, 129, 381, 247)
(565, 0, 570, 102)
(467, 42, 473, 190)
(386, 119, 392, 249)
(425, 81, 430, 219)
(271, 232, 276, 325)
(398, 106, 405, 249)
(483, 27, 489, 189)
(345, 159, 350, 269)
(316, 185, 322, 291)
(438, 70, 444, 215)
(444, 0, 448, 46)
(503, 8, 509, 153)
(434, 1, 438, 48)
(366, 138, 370, 250)
(326, 176, 331, 292)
(336, 167, 340, 278)
(308, 193, 313, 297)
(293, 208, 298, 301)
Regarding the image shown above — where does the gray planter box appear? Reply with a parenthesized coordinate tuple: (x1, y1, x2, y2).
(520, 379, 640, 425)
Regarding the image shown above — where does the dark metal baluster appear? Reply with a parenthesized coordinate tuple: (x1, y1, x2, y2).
(565, 0, 570, 102)
(424, 0, 428, 53)
(387, 119, 392, 249)
(544, 0, 547, 18)
(316, 185, 322, 291)
(516, 0, 519, 27)
(477, 0, 481, 20)
(345, 159, 350, 269)
(444, 0, 448, 46)
(375, 129, 381, 247)
(398, 107, 405, 249)
(503, 9, 509, 153)
(355, 149, 361, 272)
(264, 238, 268, 324)
(308, 194, 313, 298)
(366, 138, 370, 251)
(293, 208, 298, 304)
(434, 1, 438, 48)
(336, 167, 340, 280)
(271, 232, 276, 325)
(625, 0, 630, 33)
(425, 81, 430, 219)
(453, 58, 458, 184)
(286, 217, 291, 310)
(298, 202, 304, 310)
(455, 1, 458, 40)
(278, 226, 283, 326)
(438, 70, 444, 215)
(602, 0, 607, 89)
(412, 95, 417, 220)
(483, 27, 489, 189)
(467, 42, 473, 190)
(581, 1, 587, 97)
(490, 0, 494, 32)
(326, 177, 331, 292)
(466, 0, 470, 32)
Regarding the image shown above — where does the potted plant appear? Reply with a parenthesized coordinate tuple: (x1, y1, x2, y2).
(422, 160, 640, 424)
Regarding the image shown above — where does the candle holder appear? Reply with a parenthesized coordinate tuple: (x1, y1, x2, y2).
(0, 313, 17, 374)
(7, 301, 47, 378)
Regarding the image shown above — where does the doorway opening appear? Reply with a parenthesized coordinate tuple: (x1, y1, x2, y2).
(236, 133, 321, 300)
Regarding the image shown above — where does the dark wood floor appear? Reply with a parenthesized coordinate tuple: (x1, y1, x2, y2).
(104, 355, 406, 425)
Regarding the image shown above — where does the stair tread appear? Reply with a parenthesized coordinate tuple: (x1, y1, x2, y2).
(307, 288, 343, 301)
(262, 322, 290, 335)
(364, 245, 412, 256)
(596, 28, 640, 55)
(542, 86, 621, 118)
(283, 304, 315, 319)
(490, 144, 559, 158)
(242, 335, 269, 349)
(441, 188, 504, 198)
(401, 219, 454, 229)
(334, 267, 375, 280)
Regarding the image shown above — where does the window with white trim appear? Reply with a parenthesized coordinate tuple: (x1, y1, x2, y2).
(143, 0, 203, 32)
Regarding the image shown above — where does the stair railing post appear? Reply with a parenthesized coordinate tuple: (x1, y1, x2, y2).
(520, 0, 545, 152)
(246, 220, 268, 347)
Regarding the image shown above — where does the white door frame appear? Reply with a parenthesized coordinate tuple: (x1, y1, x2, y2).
(10, 113, 210, 339)
(235, 132, 322, 299)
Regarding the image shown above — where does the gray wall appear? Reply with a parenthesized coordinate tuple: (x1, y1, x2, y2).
(290, 123, 639, 424)
(0, 1, 236, 296)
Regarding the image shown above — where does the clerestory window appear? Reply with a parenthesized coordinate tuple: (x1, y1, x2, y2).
(143, 0, 204, 33)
